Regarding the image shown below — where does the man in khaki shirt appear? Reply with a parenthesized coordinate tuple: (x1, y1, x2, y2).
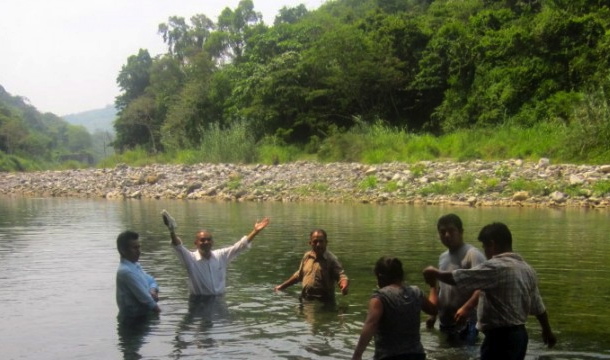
(275, 229, 349, 302)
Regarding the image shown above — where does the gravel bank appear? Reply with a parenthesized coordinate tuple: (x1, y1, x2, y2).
(1, 159, 609, 209)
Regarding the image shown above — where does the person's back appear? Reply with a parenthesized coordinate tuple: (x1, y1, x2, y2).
(374, 285, 425, 359)
(352, 257, 436, 360)
(472, 253, 542, 331)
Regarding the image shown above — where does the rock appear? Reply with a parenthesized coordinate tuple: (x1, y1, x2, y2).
(569, 174, 585, 185)
(538, 158, 550, 168)
(512, 191, 529, 201)
(550, 191, 567, 203)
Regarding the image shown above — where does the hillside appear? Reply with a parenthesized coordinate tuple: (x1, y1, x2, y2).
(62, 105, 116, 134)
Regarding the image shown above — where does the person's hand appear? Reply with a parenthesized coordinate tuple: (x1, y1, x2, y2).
(254, 217, 270, 232)
(426, 315, 436, 329)
(274, 285, 283, 292)
(161, 209, 177, 233)
(339, 279, 349, 295)
(150, 288, 159, 302)
(542, 329, 557, 348)
(422, 266, 439, 287)
(454, 306, 469, 325)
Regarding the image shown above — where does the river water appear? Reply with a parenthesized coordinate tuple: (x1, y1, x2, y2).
(0, 196, 608, 359)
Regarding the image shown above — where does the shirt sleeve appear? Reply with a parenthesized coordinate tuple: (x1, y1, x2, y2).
(217, 236, 251, 262)
(143, 269, 158, 290)
(453, 264, 499, 293)
(330, 254, 348, 283)
(174, 244, 190, 263)
(118, 269, 157, 310)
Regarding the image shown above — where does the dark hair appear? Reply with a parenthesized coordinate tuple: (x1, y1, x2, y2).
(117, 230, 139, 256)
(437, 213, 463, 232)
(374, 256, 404, 287)
(310, 229, 327, 240)
(478, 222, 512, 249)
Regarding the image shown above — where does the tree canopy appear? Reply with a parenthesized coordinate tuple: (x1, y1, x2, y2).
(109, 0, 610, 155)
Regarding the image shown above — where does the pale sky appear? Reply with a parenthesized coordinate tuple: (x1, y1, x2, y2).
(0, 0, 324, 116)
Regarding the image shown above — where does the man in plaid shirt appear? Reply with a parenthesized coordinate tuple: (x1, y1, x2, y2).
(423, 222, 557, 360)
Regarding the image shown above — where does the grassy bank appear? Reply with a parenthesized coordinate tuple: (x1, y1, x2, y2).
(2, 115, 608, 172)
(95, 118, 609, 169)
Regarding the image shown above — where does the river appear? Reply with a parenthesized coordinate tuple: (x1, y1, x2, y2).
(0, 196, 608, 359)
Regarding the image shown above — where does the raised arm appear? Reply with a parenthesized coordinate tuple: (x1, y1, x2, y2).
(169, 231, 183, 246)
(161, 210, 182, 246)
(246, 217, 270, 243)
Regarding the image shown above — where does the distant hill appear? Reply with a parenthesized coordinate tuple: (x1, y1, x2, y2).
(63, 105, 116, 134)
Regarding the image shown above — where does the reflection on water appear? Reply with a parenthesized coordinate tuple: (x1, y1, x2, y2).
(173, 295, 231, 354)
(118, 315, 159, 360)
(0, 197, 609, 359)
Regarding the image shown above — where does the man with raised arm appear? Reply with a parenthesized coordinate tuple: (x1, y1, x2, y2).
(162, 210, 270, 296)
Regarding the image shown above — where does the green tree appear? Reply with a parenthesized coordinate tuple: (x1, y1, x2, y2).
(115, 49, 152, 112)
(115, 95, 161, 153)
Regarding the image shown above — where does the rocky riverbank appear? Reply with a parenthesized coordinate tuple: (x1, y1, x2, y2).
(1, 159, 610, 209)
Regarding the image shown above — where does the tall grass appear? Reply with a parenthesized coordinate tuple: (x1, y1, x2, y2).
(197, 120, 256, 164)
(91, 87, 610, 169)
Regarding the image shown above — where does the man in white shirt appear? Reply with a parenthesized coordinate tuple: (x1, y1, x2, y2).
(162, 210, 269, 296)
(426, 213, 486, 344)
(116, 230, 160, 323)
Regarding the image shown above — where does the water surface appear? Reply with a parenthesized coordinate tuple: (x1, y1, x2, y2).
(0, 197, 608, 359)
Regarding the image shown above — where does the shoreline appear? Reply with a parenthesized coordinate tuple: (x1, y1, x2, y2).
(1, 159, 609, 209)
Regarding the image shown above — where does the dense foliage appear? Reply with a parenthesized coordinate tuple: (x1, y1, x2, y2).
(111, 0, 610, 163)
(0, 85, 96, 171)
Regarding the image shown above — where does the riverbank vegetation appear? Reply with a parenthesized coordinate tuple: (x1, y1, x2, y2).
(1, 0, 609, 172)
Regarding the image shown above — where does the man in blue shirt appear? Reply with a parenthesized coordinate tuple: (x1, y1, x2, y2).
(116, 230, 160, 322)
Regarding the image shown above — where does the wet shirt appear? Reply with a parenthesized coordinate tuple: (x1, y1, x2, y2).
(453, 253, 546, 332)
(294, 250, 348, 301)
(373, 285, 426, 359)
(437, 243, 486, 327)
(174, 236, 250, 296)
(116, 258, 158, 319)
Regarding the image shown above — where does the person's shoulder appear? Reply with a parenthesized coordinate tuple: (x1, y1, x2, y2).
(465, 243, 485, 256)
(302, 250, 315, 259)
(116, 261, 134, 277)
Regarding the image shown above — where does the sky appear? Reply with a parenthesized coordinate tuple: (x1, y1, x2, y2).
(0, 0, 324, 116)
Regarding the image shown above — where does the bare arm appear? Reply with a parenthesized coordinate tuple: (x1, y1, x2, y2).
(169, 231, 182, 246)
(423, 266, 456, 286)
(246, 217, 270, 243)
(338, 277, 349, 295)
(455, 290, 480, 323)
(425, 285, 439, 328)
(352, 297, 383, 360)
(536, 311, 557, 348)
(275, 273, 299, 291)
(422, 285, 438, 316)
